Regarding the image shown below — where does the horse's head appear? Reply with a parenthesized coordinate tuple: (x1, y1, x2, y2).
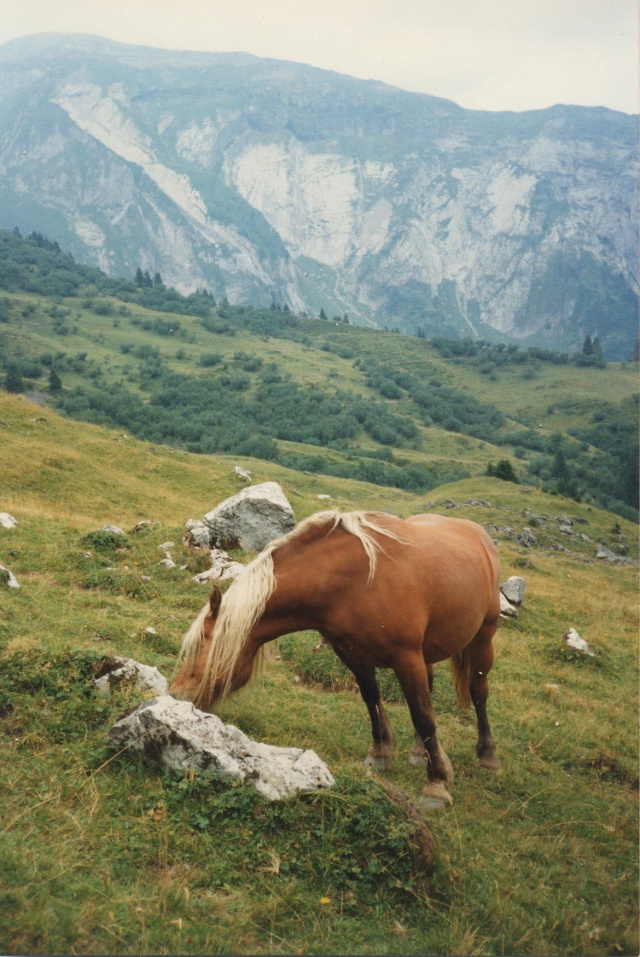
(170, 586, 222, 710)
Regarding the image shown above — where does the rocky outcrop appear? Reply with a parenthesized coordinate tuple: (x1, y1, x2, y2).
(108, 695, 335, 800)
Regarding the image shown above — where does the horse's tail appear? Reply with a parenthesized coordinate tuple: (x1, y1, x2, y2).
(450, 647, 472, 709)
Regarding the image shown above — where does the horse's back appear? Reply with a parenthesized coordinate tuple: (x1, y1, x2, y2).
(376, 512, 501, 655)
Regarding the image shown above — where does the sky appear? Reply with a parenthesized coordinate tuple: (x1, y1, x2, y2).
(0, 0, 637, 114)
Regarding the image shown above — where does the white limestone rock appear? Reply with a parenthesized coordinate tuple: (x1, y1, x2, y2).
(102, 524, 125, 536)
(0, 513, 18, 529)
(0, 563, 19, 589)
(94, 656, 169, 696)
(499, 593, 518, 618)
(203, 482, 295, 552)
(501, 576, 526, 606)
(564, 628, 595, 657)
(108, 695, 335, 800)
(192, 548, 244, 584)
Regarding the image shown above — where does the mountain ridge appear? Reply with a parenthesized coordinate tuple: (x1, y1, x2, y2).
(0, 33, 637, 357)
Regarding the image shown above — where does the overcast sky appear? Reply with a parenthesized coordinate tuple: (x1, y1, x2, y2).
(0, 0, 637, 114)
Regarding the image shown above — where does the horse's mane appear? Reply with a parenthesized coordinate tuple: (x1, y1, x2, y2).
(181, 510, 405, 707)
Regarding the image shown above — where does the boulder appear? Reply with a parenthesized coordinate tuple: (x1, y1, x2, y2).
(0, 563, 19, 589)
(93, 656, 169, 695)
(102, 524, 125, 536)
(203, 482, 295, 552)
(0, 513, 18, 529)
(501, 576, 526, 606)
(108, 695, 335, 800)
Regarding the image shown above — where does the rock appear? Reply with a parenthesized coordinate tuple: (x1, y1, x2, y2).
(317, 494, 332, 501)
(0, 513, 18, 529)
(184, 519, 212, 548)
(203, 482, 295, 552)
(501, 576, 526, 606)
(499, 593, 518, 618)
(159, 553, 176, 568)
(93, 656, 169, 695)
(192, 548, 244, 584)
(159, 541, 175, 550)
(0, 563, 19, 589)
(132, 520, 156, 533)
(108, 695, 335, 800)
(102, 524, 125, 536)
(515, 528, 537, 547)
(556, 514, 573, 526)
(466, 499, 491, 507)
(563, 628, 595, 657)
(596, 545, 635, 566)
(233, 465, 252, 481)
(145, 627, 158, 635)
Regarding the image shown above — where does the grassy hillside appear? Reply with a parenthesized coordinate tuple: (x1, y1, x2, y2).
(0, 231, 637, 520)
(0, 393, 637, 956)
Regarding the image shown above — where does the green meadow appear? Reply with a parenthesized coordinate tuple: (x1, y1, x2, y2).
(0, 393, 637, 956)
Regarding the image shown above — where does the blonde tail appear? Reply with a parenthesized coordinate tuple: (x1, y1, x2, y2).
(450, 648, 472, 709)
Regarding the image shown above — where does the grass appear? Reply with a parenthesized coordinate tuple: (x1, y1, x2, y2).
(0, 393, 638, 955)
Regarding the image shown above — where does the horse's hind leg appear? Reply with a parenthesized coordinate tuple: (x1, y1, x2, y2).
(408, 664, 454, 784)
(467, 626, 500, 771)
(393, 652, 453, 809)
(349, 665, 396, 770)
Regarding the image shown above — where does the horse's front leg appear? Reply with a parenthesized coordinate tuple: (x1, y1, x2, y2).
(393, 651, 453, 810)
(331, 650, 395, 769)
(352, 666, 396, 770)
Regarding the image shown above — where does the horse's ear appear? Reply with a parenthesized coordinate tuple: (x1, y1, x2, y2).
(209, 586, 222, 615)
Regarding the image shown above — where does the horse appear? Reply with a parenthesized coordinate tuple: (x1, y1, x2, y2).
(170, 509, 502, 809)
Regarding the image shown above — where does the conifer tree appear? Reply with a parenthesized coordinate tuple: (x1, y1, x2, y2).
(48, 367, 62, 393)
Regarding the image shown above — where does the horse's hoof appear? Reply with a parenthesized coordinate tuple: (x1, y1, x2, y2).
(479, 754, 502, 772)
(419, 782, 453, 811)
(364, 752, 394, 771)
(408, 747, 454, 786)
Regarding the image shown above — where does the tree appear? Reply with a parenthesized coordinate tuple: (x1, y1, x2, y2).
(582, 334, 594, 356)
(5, 368, 24, 393)
(48, 367, 62, 393)
(493, 459, 519, 483)
(319, 308, 328, 321)
(592, 336, 603, 359)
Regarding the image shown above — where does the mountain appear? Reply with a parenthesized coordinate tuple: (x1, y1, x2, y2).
(0, 33, 637, 357)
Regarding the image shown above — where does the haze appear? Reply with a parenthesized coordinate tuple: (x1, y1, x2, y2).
(0, 0, 637, 114)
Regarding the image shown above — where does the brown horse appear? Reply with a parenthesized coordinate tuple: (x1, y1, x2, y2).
(171, 510, 501, 809)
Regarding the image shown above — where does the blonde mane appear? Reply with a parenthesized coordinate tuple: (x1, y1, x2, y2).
(183, 510, 406, 706)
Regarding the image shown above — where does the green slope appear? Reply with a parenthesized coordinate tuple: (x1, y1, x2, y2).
(0, 391, 637, 956)
(1, 230, 637, 519)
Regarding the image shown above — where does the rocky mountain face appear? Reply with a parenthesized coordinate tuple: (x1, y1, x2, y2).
(0, 33, 637, 357)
